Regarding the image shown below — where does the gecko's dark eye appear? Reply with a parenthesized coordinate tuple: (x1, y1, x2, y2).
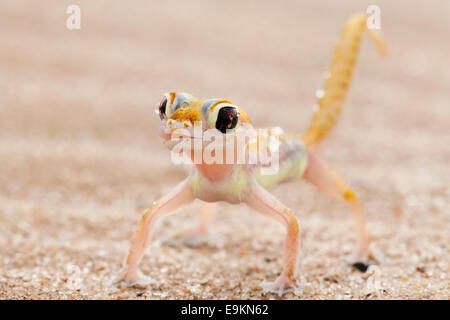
(216, 107, 239, 133)
(159, 97, 167, 120)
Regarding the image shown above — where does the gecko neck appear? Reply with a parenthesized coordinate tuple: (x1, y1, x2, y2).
(194, 163, 237, 182)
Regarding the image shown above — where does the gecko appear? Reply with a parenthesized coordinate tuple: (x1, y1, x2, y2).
(114, 13, 387, 296)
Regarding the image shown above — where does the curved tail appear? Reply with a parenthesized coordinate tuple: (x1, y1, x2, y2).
(301, 13, 387, 147)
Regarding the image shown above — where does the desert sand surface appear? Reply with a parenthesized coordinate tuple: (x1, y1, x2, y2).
(0, 0, 449, 299)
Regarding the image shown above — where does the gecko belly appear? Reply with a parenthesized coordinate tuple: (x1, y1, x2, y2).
(189, 165, 250, 204)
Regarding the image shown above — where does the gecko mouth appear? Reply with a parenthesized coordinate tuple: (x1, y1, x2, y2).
(159, 119, 234, 154)
(159, 119, 199, 151)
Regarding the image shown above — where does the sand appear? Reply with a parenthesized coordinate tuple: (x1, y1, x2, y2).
(0, 0, 448, 299)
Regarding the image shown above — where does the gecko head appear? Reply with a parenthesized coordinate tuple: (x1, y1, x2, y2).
(156, 92, 252, 151)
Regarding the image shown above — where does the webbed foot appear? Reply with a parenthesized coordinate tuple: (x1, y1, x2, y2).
(113, 268, 152, 288)
(261, 274, 300, 297)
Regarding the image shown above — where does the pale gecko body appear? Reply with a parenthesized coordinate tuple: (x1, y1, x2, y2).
(114, 13, 387, 295)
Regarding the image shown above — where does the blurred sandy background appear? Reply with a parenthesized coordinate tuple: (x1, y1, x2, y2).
(0, 0, 449, 299)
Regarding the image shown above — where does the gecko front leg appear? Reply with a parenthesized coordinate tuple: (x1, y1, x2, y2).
(114, 178, 195, 288)
(245, 179, 301, 296)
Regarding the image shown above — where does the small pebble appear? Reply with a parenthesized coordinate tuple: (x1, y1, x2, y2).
(352, 262, 369, 272)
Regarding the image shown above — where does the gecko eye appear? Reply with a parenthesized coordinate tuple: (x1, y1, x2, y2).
(158, 96, 168, 120)
(216, 107, 239, 133)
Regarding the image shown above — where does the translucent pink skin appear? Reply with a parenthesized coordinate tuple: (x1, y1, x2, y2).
(114, 115, 372, 296)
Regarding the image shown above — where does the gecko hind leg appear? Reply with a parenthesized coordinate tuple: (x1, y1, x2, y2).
(166, 202, 217, 247)
(303, 149, 375, 271)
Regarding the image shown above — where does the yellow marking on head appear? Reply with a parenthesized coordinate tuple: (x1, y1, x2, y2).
(169, 92, 177, 103)
(210, 100, 233, 113)
(237, 107, 251, 123)
(170, 105, 201, 124)
(167, 92, 177, 114)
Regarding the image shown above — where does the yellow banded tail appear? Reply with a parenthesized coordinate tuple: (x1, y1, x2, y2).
(301, 13, 387, 147)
